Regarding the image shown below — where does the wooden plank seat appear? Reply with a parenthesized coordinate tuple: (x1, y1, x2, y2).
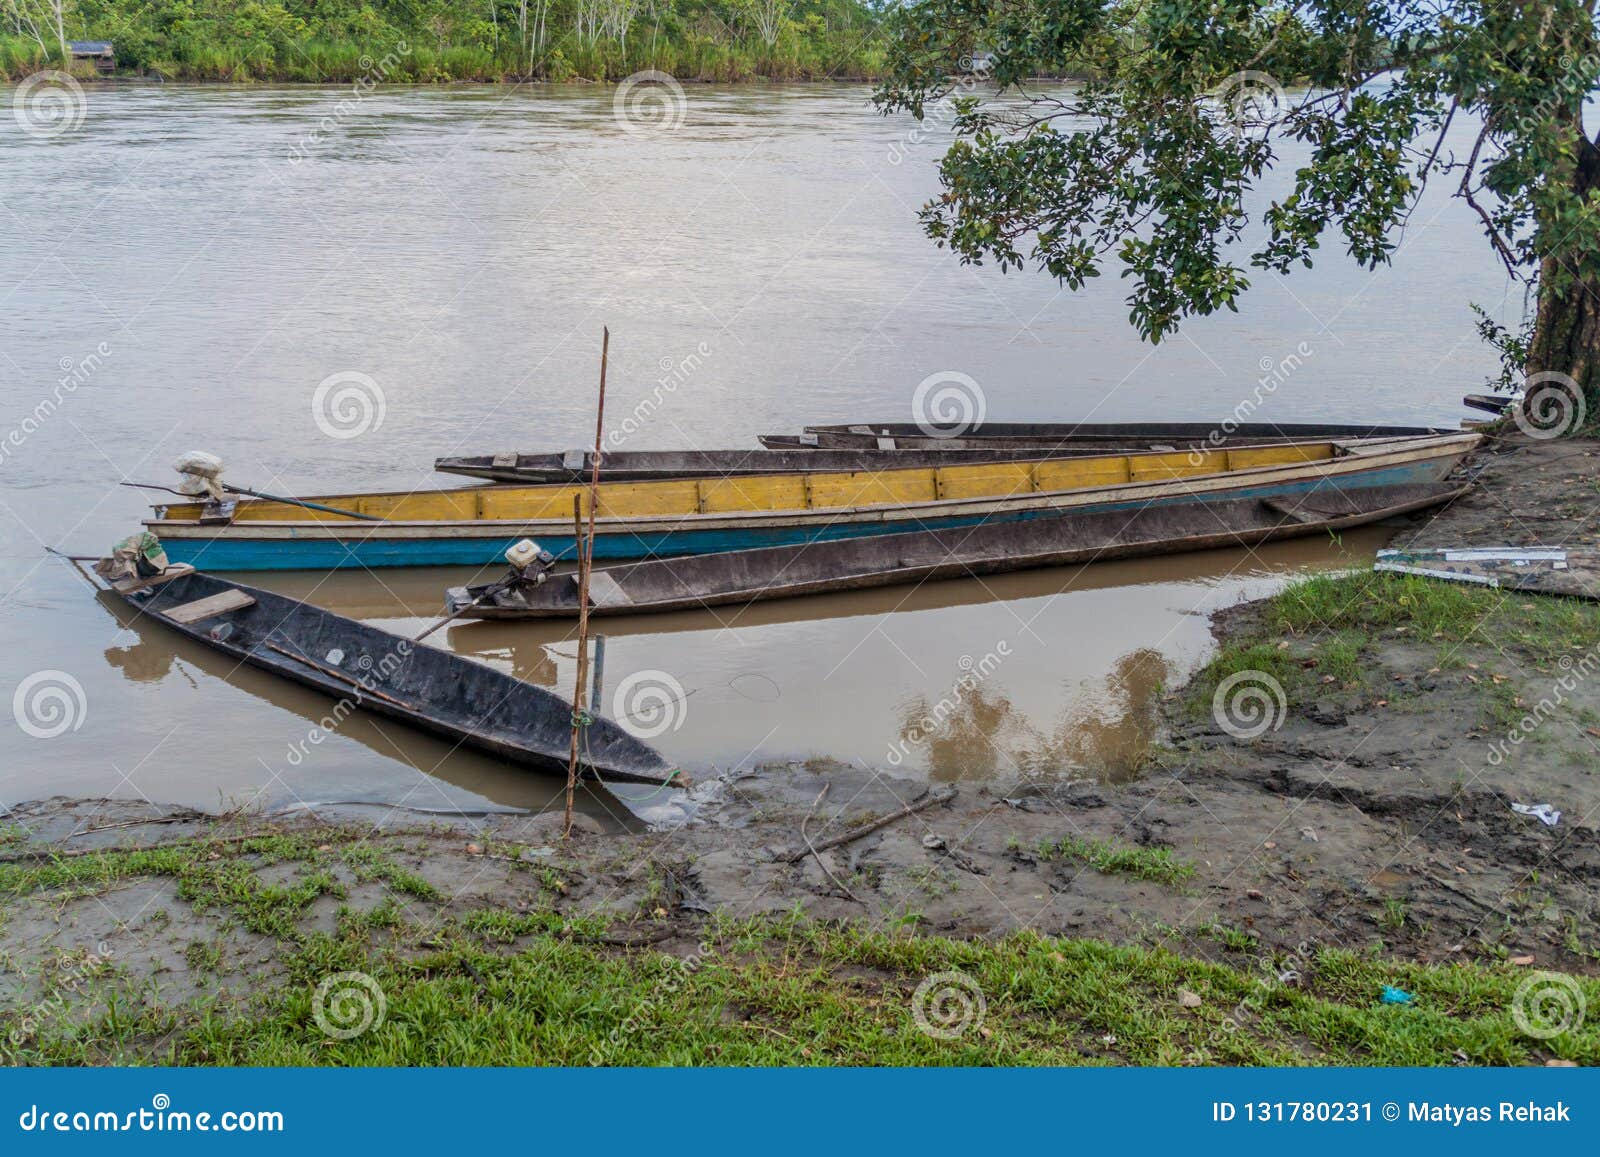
(162, 588, 256, 624)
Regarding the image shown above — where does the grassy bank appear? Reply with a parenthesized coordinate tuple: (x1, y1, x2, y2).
(3, 824, 1595, 1065)
(0, 0, 886, 83)
(1188, 567, 1600, 733)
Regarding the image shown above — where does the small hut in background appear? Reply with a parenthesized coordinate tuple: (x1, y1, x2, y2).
(67, 41, 115, 74)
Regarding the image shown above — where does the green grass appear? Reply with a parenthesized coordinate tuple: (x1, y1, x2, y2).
(1271, 571, 1600, 663)
(1036, 835, 1196, 886)
(1186, 571, 1600, 726)
(3, 832, 1597, 1066)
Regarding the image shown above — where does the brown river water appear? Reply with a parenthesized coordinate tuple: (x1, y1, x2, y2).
(0, 83, 1509, 815)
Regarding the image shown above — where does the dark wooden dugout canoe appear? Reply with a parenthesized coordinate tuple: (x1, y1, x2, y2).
(105, 568, 676, 784)
(433, 445, 1164, 484)
(1461, 394, 1517, 415)
(760, 422, 1454, 451)
(445, 482, 1467, 620)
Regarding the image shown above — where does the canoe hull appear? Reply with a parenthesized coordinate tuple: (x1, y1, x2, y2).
(772, 422, 1455, 450)
(151, 436, 1476, 571)
(449, 483, 1469, 619)
(434, 445, 1216, 484)
(108, 572, 675, 784)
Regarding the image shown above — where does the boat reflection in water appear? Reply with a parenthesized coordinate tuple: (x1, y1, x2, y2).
(93, 522, 1401, 801)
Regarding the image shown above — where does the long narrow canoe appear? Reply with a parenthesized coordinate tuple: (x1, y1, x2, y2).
(434, 436, 1410, 484)
(103, 566, 678, 784)
(1375, 546, 1599, 600)
(145, 432, 1479, 571)
(443, 483, 1466, 619)
(438, 446, 1182, 484)
(763, 421, 1454, 451)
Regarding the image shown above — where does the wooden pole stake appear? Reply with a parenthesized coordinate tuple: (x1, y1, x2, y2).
(565, 327, 609, 836)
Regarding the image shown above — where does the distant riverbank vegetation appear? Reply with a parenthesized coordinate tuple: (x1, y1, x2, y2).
(0, 0, 888, 83)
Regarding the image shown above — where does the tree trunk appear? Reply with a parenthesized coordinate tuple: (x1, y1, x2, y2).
(1526, 260, 1600, 402)
(1524, 144, 1600, 431)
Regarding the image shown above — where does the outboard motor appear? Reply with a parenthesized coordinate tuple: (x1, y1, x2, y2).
(173, 451, 235, 523)
(504, 538, 557, 587)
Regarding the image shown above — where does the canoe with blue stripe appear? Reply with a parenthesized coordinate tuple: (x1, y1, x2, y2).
(144, 432, 1479, 572)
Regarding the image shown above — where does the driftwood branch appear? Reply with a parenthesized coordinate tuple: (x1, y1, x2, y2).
(779, 786, 957, 863)
(799, 784, 860, 903)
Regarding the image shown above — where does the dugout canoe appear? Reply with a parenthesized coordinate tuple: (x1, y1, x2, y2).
(445, 483, 1468, 620)
(1375, 546, 1600, 600)
(761, 422, 1454, 451)
(434, 446, 1181, 484)
(144, 432, 1479, 571)
(100, 565, 678, 785)
(1462, 394, 1518, 416)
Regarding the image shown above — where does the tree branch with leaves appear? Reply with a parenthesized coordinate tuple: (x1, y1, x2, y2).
(875, 0, 1600, 422)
